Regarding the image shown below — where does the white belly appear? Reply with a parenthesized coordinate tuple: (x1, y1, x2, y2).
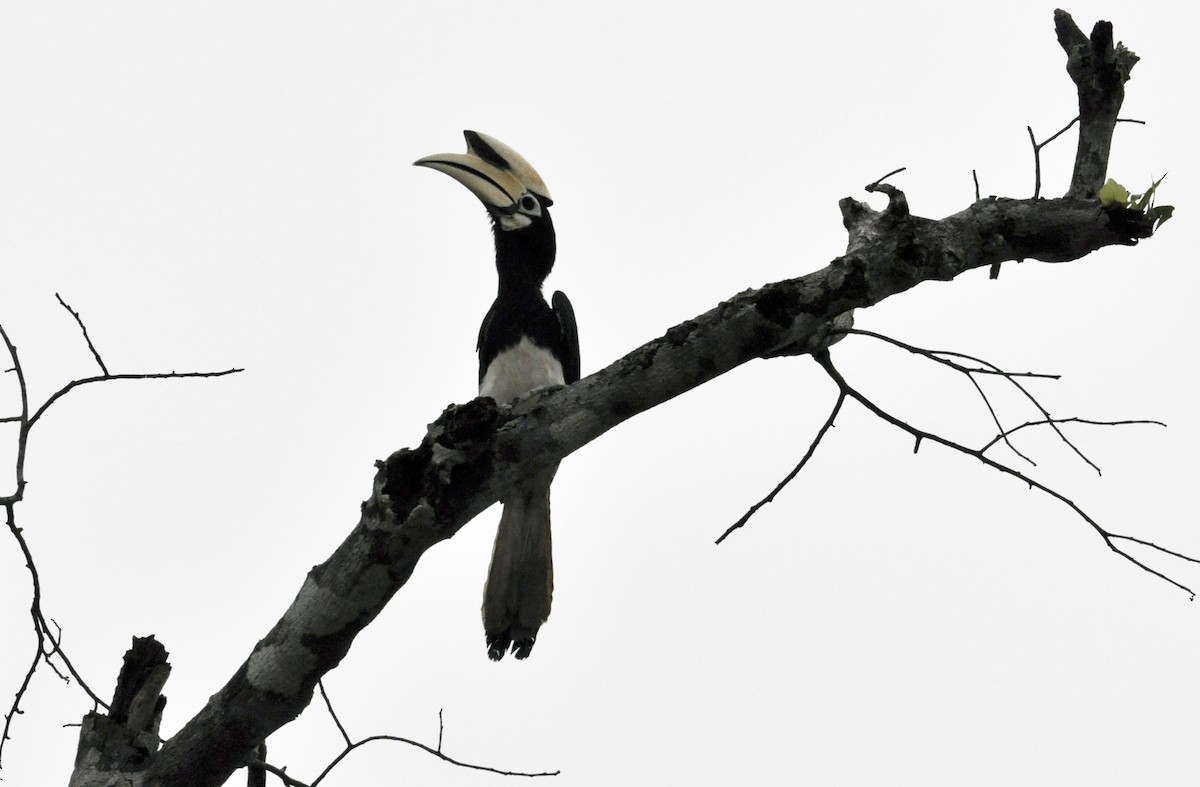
(479, 336, 565, 404)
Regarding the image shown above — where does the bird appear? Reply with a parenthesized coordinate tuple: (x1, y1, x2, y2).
(415, 131, 579, 661)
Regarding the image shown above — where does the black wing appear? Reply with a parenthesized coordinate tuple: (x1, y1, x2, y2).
(476, 301, 498, 386)
(551, 290, 580, 384)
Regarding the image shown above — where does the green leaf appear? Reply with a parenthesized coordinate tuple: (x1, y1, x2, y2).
(1149, 205, 1174, 232)
(1099, 178, 1130, 207)
(1134, 173, 1168, 212)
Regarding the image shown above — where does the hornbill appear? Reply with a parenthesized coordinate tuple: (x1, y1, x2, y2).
(415, 131, 580, 660)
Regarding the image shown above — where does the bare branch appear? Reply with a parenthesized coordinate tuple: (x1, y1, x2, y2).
(37, 615, 107, 709)
(2, 305, 237, 773)
(980, 416, 1166, 453)
(1027, 117, 1079, 199)
(37, 619, 70, 682)
(843, 328, 1110, 474)
(725, 328, 1168, 543)
(964, 364, 1036, 465)
(317, 681, 351, 748)
(257, 761, 310, 787)
(301, 686, 556, 785)
(310, 734, 559, 784)
(1, 635, 40, 770)
(0, 505, 107, 770)
(717, 391, 846, 543)
(867, 167, 906, 190)
(842, 328, 1060, 379)
(1110, 534, 1200, 566)
(28, 369, 243, 430)
(0, 324, 30, 505)
(1, 504, 42, 768)
(1, 509, 43, 770)
(814, 351, 1196, 599)
(55, 293, 108, 376)
(1055, 10, 1140, 199)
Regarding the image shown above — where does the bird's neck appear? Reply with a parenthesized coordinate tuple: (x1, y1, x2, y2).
(493, 216, 556, 299)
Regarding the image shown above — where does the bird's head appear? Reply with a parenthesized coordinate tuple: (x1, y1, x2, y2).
(414, 130, 553, 233)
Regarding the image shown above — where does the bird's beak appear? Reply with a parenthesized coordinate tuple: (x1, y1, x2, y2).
(463, 130, 552, 204)
(415, 131, 552, 211)
(413, 152, 527, 212)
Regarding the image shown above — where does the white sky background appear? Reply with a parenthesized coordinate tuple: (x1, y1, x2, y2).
(1, 2, 1197, 785)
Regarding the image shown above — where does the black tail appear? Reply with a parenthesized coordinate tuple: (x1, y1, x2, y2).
(482, 467, 556, 660)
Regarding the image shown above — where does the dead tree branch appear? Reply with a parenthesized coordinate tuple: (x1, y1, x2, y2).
(58, 11, 1177, 786)
(1055, 9, 1139, 199)
(811, 351, 1196, 597)
(69, 638, 170, 787)
(55, 292, 109, 376)
(317, 681, 351, 748)
(252, 682, 558, 785)
(839, 327, 1159, 474)
(717, 391, 846, 544)
(140, 192, 1159, 786)
(1027, 117, 1079, 199)
(721, 327, 1169, 545)
(981, 416, 1165, 452)
(1, 297, 240, 772)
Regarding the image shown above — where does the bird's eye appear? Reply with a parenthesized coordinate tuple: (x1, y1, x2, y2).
(520, 195, 538, 212)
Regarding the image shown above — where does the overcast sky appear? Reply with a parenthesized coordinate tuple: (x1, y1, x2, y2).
(2, 2, 1197, 785)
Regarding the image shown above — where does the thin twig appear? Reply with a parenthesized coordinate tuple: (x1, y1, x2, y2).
(1028, 116, 1080, 199)
(867, 167, 906, 189)
(981, 417, 1166, 452)
(0, 324, 30, 506)
(256, 761, 310, 787)
(39, 618, 71, 681)
(1, 505, 43, 769)
(1, 321, 35, 767)
(310, 735, 560, 784)
(38, 612, 107, 710)
(28, 369, 243, 430)
(317, 681, 351, 747)
(55, 294, 108, 376)
(962, 369, 1036, 466)
(1110, 534, 1200, 565)
(718, 392, 845, 543)
(841, 329, 1058, 379)
(1, 503, 111, 768)
(306, 685, 557, 783)
(1027, 126, 1042, 199)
